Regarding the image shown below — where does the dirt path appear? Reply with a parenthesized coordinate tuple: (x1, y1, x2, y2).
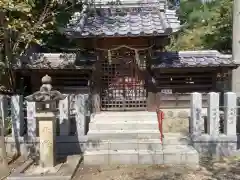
(73, 157, 240, 180)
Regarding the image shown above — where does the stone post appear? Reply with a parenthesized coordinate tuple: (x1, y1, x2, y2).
(0, 97, 9, 178)
(25, 75, 66, 168)
(0, 95, 8, 135)
(27, 102, 37, 138)
(59, 95, 70, 136)
(190, 92, 203, 136)
(75, 94, 88, 136)
(224, 92, 237, 135)
(36, 103, 57, 167)
(207, 92, 220, 136)
(11, 95, 24, 137)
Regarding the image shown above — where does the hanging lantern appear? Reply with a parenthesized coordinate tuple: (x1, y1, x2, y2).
(135, 49, 141, 67)
(108, 50, 112, 64)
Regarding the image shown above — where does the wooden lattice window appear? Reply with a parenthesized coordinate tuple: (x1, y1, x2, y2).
(155, 71, 214, 93)
(50, 72, 90, 93)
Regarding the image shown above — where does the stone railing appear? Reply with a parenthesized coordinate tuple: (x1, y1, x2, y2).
(190, 92, 238, 158)
(0, 92, 90, 157)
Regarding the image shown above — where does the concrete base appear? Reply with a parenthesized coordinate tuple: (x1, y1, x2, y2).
(7, 155, 81, 180)
(192, 134, 237, 159)
(84, 145, 199, 166)
(85, 112, 199, 166)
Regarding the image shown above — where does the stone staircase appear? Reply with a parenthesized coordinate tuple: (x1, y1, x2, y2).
(84, 111, 199, 166)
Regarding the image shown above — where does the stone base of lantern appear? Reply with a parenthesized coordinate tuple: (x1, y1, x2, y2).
(7, 155, 81, 180)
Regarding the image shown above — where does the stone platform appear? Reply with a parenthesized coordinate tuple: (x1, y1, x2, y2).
(84, 145, 199, 165)
(7, 155, 81, 180)
(84, 112, 199, 166)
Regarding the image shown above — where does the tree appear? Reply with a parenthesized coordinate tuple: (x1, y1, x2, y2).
(167, 0, 233, 53)
(0, 116, 9, 179)
(203, 0, 232, 53)
(0, 0, 82, 176)
(0, 0, 80, 92)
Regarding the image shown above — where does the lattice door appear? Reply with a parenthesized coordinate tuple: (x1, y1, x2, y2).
(100, 49, 147, 111)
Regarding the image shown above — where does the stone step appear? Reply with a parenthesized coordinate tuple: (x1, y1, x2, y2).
(93, 111, 156, 117)
(86, 139, 163, 151)
(87, 130, 161, 139)
(87, 132, 190, 145)
(92, 112, 157, 122)
(84, 145, 199, 165)
(89, 120, 159, 130)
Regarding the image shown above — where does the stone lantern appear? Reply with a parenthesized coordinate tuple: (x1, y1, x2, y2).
(25, 74, 66, 168)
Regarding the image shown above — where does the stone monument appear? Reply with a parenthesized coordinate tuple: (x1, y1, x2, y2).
(25, 74, 66, 167)
(8, 75, 81, 180)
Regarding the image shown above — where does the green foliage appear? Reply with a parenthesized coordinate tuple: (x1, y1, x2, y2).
(0, 0, 81, 90)
(0, 117, 11, 135)
(167, 0, 233, 53)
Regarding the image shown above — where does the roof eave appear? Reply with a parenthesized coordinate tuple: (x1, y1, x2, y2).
(63, 28, 175, 38)
(13, 66, 94, 70)
(151, 64, 239, 69)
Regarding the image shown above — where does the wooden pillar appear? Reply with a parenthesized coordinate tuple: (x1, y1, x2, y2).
(147, 83, 157, 111)
(91, 57, 101, 113)
(146, 68, 157, 111)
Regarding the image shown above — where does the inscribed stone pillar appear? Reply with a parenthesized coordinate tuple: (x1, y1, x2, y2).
(224, 92, 237, 135)
(0, 135, 10, 178)
(36, 107, 56, 167)
(190, 92, 203, 136)
(11, 95, 24, 137)
(27, 102, 37, 138)
(0, 95, 8, 135)
(59, 95, 70, 136)
(75, 94, 87, 136)
(207, 92, 220, 136)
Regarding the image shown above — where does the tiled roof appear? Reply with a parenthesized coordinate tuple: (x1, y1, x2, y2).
(151, 50, 238, 68)
(15, 53, 96, 69)
(64, 5, 180, 37)
(16, 50, 237, 69)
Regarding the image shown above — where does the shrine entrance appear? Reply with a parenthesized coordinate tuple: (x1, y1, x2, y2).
(100, 47, 147, 111)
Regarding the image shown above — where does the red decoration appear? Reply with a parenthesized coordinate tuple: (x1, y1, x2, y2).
(156, 109, 164, 143)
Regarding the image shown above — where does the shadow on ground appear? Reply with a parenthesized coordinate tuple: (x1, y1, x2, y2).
(133, 158, 240, 180)
(73, 157, 240, 180)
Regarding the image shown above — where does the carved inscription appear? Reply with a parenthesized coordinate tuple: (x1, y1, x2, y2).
(41, 126, 52, 134)
(40, 140, 53, 147)
(228, 108, 236, 124)
(211, 108, 219, 134)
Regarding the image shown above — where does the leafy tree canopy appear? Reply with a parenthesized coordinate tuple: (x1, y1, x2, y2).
(167, 0, 233, 53)
(0, 0, 81, 90)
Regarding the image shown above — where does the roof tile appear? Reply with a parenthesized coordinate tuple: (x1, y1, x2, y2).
(151, 50, 238, 68)
(16, 50, 237, 69)
(64, 6, 180, 37)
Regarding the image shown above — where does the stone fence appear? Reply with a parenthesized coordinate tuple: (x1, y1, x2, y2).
(0, 94, 89, 157)
(190, 92, 238, 158)
(0, 91, 239, 158)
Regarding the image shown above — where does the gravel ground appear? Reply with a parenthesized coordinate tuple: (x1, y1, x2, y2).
(72, 157, 240, 180)
(2, 155, 240, 180)
(0, 155, 26, 179)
